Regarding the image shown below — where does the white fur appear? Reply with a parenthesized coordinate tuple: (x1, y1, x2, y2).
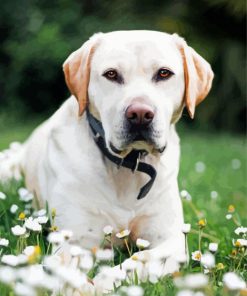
(0, 31, 195, 292)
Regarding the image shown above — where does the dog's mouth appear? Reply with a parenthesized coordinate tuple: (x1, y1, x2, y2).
(109, 131, 166, 157)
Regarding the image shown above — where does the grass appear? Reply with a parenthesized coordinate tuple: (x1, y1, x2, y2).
(0, 115, 45, 150)
(0, 118, 246, 295)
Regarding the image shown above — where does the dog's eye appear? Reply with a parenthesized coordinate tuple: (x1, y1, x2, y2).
(154, 68, 174, 81)
(103, 69, 123, 84)
(104, 70, 117, 80)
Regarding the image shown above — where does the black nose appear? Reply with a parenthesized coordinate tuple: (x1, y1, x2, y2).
(125, 103, 154, 127)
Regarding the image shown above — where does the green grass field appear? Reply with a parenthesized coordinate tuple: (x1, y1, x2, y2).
(0, 119, 246, 295)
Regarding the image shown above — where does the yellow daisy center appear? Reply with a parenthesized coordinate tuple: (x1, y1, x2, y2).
(198, 219, 206, 227)
(217, 263, 224, 270)
(18, 212, 26, 220)
(195, 253, 201, 260)
(228, 205, 235, 213)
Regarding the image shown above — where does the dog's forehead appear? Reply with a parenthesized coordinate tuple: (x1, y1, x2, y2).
(92, 30, 182, 70)
(99, 30, 174, 46)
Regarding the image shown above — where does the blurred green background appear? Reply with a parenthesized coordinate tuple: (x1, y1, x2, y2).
(0, 0, 246, 132)
(0, 4, 246, 290)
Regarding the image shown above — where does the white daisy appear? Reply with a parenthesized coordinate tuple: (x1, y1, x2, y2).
(180, 190, 192, 201)
(24, 217, 42, 232)
(201, 253, 215, 269)
(1, 255, 18, 267)
(1, 254, 27, 266)
(70, 245, 86, 257)
(210, 191, 218, 199)
(122, 258, 138, 271)
(36, 216, 49, 224)
(96, 249, 114, 261)
(175, 273, 208, 289)
(125, 285, 144, 296)
(36, 209, 47, 216)
(209, 242, 218, 253)
(18, 264, 59, 290)
(56, 266, 87, 289)
(0, 192, 6, 200)
(234, 226, 247, 236)
(182, 223, 191, 234)
(195, 161, 206, 173)
(136, 238, 150, 249)
(177, 291, 194, 296)
(99, 265, 126, 281)
(18, 188, 33, 202)
(0, 238, 9, 247)
(231, 159, 241, 170)
(223, 272, 246, 290)
(61, 229, 73, 240)
(11, 225, 26, 236)
(23, 246, 35, 256)
(14, 282, 35, 296)
(235, 239, 247, 247)
(103, 225, 113, 235)
(47, 232, 64, 244)
(10, 204, 18, 214)
(18, 187, 29, 197)
(131, 251, 150, 264)
(191, 250, 201, 261)
(116, 229, 130, 239)
(43, 255, 62, 271)
(18, 254, 28, 265)
(0, 266, 16, 283)
(80, 254, 94, 271)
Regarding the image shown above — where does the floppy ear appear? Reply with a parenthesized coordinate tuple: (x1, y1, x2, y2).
(63, 36, 99, 116)
(173, 34, 214, 118)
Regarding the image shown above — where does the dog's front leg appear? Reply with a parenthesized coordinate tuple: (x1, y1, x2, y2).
(94, 233, 186, 293)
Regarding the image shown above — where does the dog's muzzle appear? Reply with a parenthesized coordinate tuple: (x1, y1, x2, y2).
(122, 103, 166, 153)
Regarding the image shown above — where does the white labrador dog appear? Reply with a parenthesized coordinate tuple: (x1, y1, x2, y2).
(0, 30, 213, 292)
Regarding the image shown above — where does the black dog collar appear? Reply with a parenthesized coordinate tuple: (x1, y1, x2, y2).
(86, 108, 157, 200)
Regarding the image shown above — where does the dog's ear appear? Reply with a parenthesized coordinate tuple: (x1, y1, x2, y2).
(63, 35, 100, 116)
(173, 34, 214, 119)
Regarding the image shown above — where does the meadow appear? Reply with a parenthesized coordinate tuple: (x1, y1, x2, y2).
(0, 119, 246, 296)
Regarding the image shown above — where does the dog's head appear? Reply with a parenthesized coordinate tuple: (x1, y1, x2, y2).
(63, 31, 213, 156)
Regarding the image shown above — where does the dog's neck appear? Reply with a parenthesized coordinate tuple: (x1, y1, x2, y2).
(85, 108, 159, 200)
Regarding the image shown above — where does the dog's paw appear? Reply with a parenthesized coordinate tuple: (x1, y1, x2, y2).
(56, 282, 95, 296)
(93, 250, 184, 294)
(93, 265, 125, 294)
(130, 251, 180, 282)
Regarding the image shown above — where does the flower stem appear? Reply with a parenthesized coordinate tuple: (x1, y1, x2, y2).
(46, 242, 51, 255)
(124, 238, 131, 257)
(36, 234, 40, 247)
(235, 249, 246, 271)
(232, 215, 241, 227)
(198, 229, 203, 271)
(198, 229, 202, 252)
(185, 233, 189, 266)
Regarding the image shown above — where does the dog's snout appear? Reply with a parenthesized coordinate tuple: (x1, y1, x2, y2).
(125, 103, 154, 126)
